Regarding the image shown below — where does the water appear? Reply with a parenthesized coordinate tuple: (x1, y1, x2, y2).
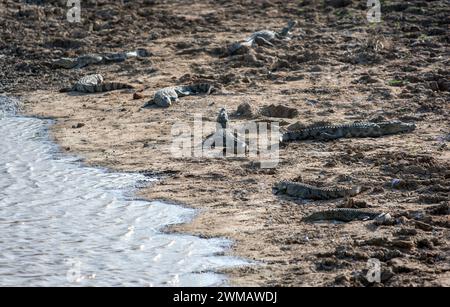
(0, 96, 246, 286)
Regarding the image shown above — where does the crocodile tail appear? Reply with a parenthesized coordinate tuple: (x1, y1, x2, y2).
(99, 82, 134, 92)
(279, 20, 297, 37)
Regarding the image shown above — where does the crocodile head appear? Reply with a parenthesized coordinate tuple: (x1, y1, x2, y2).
(377, 121, 416, 134)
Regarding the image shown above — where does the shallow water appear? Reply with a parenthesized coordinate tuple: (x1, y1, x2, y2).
(0, 96, 246, 286)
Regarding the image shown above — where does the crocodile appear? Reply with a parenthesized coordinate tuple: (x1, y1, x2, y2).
(152, 84, 213, 107)
(302, 208, 385, 223)
(60, 74, 133, 93)
(228, 20, 297, 55)
(280, 121, 416, 143)
(52, 49, 151, 69)
(273, 181, 361, 200)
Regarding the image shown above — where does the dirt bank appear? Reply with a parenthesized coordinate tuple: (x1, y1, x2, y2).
(1, 0, 449, 286)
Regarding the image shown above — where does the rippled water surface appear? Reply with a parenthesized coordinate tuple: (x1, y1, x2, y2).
(0, 97, 246, 286)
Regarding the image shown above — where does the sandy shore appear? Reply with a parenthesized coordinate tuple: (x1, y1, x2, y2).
(2, 0, 449, 286)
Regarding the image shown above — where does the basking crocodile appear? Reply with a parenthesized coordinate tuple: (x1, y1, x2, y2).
(302, 208, 384, 223)
(152, 84, 213, 107)
(228, 20, 297, 55)
(273, 181, 361, 200)
(280, 121, 416, 143)
(60, 74, 133, 93)
(52, 49, 151, 69)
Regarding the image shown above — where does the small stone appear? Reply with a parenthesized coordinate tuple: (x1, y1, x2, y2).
(72, 123, 85, 129)
(133, 92, 144, 100)
(178, 74, 191, 83)
(309, 65, 322, 72)
(362, 237, 389, 247)
(395, 228, 418, 237)
(388, 258, 417, 273)
(391, 178, 404, 189)
(429, 81, 439, 91)
(416, 238, 434, 249)
(374, 213, 394, 226)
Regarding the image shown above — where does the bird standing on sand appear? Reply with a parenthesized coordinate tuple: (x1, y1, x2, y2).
(217, 108, 229, 129)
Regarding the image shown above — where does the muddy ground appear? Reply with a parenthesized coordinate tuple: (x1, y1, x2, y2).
(1, 0, 449, 286)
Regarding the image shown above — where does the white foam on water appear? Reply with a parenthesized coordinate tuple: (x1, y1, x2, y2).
(0, 96, 247, 286)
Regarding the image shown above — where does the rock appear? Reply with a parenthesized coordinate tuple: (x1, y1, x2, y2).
(178, 74, 192, 83)
(325, 0, 352, 8)
(426, 203, 449, 216)
(391, 178, 405, 189)
(416, 238, 434, 249)
(437, 79, 450, 92)
(286, 121, 307, 131)
(362, 237, 389, 247)
(371, 249, 404, 262)
(46, 38, 83, 49)
(352, 75, 381, 84)
(334, 274, 349, 284)
(133, 92, 144, 100)
(395, 228, 418, 237)
(390, 239, 414, 250)
(380, 268, 395, 283)
(388, 258, 417, 273)
(309, 65, 322, 72)
(243, 52, 263, 66)
(362, 237, 413, 250)
(374, 213, 394, 226)
(72, 123, 85, 129)
(429, 81, 440, 91)
(260, 104, 299, 119)
(414, 220, 433, 232)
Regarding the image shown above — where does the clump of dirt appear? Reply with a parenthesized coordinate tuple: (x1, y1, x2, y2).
(233, 101, 257, 119)
(260, 104, 299, 119)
